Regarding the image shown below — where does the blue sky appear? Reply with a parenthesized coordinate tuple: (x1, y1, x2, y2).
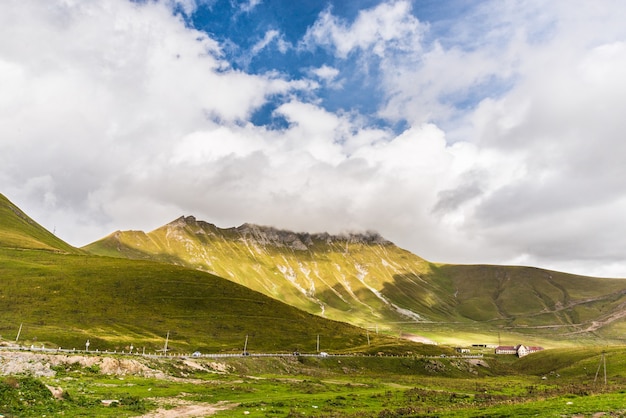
(182, 0, 498, 131)
(2, 0, 626, 278)
(191, 0, 399, 127)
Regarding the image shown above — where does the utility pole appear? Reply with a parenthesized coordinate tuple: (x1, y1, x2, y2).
(15, 323, 22, 343)
(163, 331, 170, 355)
(366, 329, 370, 346)
(243, 334, 248, 354)
(594, 351, 607, 385)
(316, 334, 320, 352)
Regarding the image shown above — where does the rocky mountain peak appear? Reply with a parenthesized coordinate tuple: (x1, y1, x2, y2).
(164, 216, 392, 250)
(235, 223, 391, 250)
(169, 215, 217, 230)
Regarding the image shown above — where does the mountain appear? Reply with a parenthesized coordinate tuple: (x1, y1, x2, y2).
(0, 195, 381, 353)
(84, 216, 626, 343)
(0, 193, 79, 253)
(84, 216, 455, 327)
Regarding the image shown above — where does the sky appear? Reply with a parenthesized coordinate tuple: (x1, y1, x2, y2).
(2, 0, 626, 278)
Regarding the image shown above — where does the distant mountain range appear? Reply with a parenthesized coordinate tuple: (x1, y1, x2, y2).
(84, 214, 626, 344)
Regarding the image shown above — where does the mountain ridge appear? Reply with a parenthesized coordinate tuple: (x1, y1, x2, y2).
(84, 214, 626, 344)
(0, 194, 380, 353)
(4, 191, 626, 347)
(156, 215, 392, 249)
(0, 193, 80, 254)
(85, 215, 443, 326)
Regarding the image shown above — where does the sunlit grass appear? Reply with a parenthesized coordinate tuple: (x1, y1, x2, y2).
(3, 347, 626, 417)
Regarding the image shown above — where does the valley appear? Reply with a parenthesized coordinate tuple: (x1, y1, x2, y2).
(85, 215, 626, 345)
(4, 192, 626, 416)
(3, 344, 626, 417)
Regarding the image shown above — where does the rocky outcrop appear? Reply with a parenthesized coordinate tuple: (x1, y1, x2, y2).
(235, 223, 391, 251)
(168, 216, 392, 251)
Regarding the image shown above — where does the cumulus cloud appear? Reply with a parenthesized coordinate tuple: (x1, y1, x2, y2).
(239, 0, 263, 13)
(458, 2, 626, 275)
(2, 0, 626, 279)
(250, 29, 290, 55)
(0, 0, 307, 233)
(309, 65, 341, 89)
(302, 0, 423, 58)
(297, 0, 626, 277)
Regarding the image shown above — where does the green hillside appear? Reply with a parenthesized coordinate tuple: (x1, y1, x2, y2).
(437, 264, 626, 328)
(0, 195, 387, 353)
(84, 217, 458, 330)
(84, 216, 626, 344)
(0, 193, 79, 253)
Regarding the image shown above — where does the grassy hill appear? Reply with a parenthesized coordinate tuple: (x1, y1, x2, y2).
(0, 194, 398, 353)
(84, 217, 457, 329)
(431, 264, 626, 342)
(84, 216, 626, 344)
(0, 194, 79, 253)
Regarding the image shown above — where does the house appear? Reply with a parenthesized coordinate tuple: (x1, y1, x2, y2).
(495, 344, 544, 357)
(523, 345, 545, 356)
(517, 345, 529, 357)
(455, 347, 470, 354)
(495, 345, 517, 355)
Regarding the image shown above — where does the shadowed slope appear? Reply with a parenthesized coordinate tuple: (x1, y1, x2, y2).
(0, 195, 380, 353)
(85, 216, 459, 329)
(0, 193, 79, 253)
(85, 216, 626, 342)
(435, 264, 626, 336)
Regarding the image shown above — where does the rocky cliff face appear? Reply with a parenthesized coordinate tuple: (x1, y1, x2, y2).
(174, 215, 391, 251)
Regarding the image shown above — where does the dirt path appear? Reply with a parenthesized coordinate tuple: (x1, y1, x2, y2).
(136, 400, 235, 418)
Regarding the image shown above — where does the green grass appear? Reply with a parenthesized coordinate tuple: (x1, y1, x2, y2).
(3, 349, 625, 418)
(0, 194, 79, 253)
(6, 193, 626, 416)
(0, 247, 385, 352)
(84, 215, 626, 345)
(6, 191, 626, 355)
(0, 193, 456, 356)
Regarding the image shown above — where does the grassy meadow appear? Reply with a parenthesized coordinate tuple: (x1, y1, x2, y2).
(2, 347, 626, 417)
(0, 194, 425, 355)
(85, 216, 626, 345)
(0, 246, 384, 353)
(4, 192, 626, 416)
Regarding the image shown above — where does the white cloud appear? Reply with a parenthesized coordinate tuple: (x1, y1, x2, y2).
(0, 0, 309, 241)
(169, 0, 199, 16)
(302, 0, 424, 58)
(2, 0, 626, 279)
(307, 64, 342, 90)
(310, 64, 339, 81)
(250, 29, 289, 55)
(297, 0, 626, 277)
(239, 0, 262, 13)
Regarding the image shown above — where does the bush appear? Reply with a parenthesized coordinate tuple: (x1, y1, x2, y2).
(120, 395, 148, 412)
(0, 376, 57, 415)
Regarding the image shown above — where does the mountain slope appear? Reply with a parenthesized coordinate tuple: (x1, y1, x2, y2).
(435, 264, 626, 335)
(0, 193, 79, 253)
(84, 216, 626, 341)
(84, 216, 459, 328)
(0, 195, 379, 353)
